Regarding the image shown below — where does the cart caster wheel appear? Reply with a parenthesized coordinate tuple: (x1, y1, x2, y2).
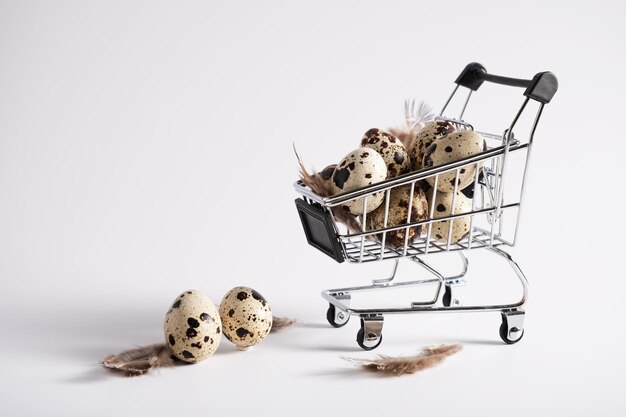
(443, 286, 452, 307)
(326, 304, 349, 328)
(356, 328, 383, 351)
(499, 323, 524, 344)
(499, 311, 525, 344)
(356, 316, 384, 350)
(442, 285, 461, 307)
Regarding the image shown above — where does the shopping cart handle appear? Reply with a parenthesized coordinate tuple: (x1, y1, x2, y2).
(455, 62, 558, 104)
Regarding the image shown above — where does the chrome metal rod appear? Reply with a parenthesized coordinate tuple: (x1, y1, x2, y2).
(468, 162, 481, 250)
(402, 181, 416, 257)
(485, 246, 528, 308)
(459, 89, 473, 120)
(306, 144, 529, 207)
(359, 195, 368, 263)
(513, 103, 544, 245)
(439, 84, 460, 117)
(372, 259, 400, 286)
(341, 203, 520, 240)
(379, 188, 391, 260)
(446, 251, 469, 281)
(322, 247, 527, 315)
(411, 257, 444, 306)
(425, 174, 438, 255)
(324, 276, 441, 296)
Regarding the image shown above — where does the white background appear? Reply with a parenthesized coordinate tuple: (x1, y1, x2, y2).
(1, 1, 625, 416)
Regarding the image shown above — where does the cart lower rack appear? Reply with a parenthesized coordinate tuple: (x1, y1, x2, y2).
(294, 63, 557, 350)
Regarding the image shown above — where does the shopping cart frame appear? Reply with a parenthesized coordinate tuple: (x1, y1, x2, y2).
(294, 63, 557, 349)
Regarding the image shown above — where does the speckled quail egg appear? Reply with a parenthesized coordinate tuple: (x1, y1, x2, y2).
(423, 130, 486, 193)
(331, 147, 387, 215)
(164, 290, 222, 363)
(409, 120, 456, 171)
(219, 286, 272, 350)
(427, 190, 473, 244)
(367, 184, 429, 249)
(360, 128, 410, 178)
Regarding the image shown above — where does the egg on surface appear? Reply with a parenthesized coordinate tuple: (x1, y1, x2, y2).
(409, 120, 456, 171)
(423, 130, 486, 193)
(219, 286, 272, 350)
(427, 190, 473, 244)
(360, 128, 410, 178)
(164, 290, 222, 363)
(367, 184, 429, 249)
(331, 147, 387, 215)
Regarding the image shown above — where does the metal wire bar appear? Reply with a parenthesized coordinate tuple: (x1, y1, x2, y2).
(402, 181, 416, 257)
(297, 142, 529, 207)
(447, 167, 461, 251)
(341, 203, 519, 240)
(321, 247, 529, 314)
(439, 84, 460, 116)
(359, 195, 369, 263)
(372, 259, 400, 286)
(379, 188, 391, 260)
(513, 102, 545, 245)
(459, 89, 473, 120)
(468, 162, 481, 250)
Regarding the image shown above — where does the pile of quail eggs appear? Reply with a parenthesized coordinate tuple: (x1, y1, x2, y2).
(164, 286, 272, 363)
(324, 122, 486, 246)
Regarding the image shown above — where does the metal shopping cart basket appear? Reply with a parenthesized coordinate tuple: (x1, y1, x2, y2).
(294, 63, 557, 350)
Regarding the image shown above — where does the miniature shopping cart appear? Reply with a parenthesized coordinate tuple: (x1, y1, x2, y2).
(294, 63, 557, 350)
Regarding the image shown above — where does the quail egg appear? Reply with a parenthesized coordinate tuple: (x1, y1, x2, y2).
(427, 190, 473, 244)
(219, 286, 272, 350)
(409, 120, 456, 170)
(360, 128, 410, 178)
(164, 290, 222, 363)
(423, 130, 486, 193)
(367, 184, 429, 249)
(331, 147, 387, 215)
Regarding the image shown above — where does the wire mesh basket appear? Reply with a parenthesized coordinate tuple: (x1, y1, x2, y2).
(294, 63, 557, 349)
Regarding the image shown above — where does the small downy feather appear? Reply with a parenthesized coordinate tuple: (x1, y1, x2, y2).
(101, 343, 178, 377)
(389, 99, 435, 149)
(270, 316, 296, 332)
(294, 144, 362, 234)
(343, 343, 462, 376)
(294, 144, 333, 197)
(330, 207, 362, 235)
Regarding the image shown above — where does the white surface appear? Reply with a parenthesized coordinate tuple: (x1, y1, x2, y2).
(1, 1, 625, 416)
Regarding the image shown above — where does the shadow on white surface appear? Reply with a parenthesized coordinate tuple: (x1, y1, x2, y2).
(296, 322, 331, 330)
(58, 311, 243, 383)
(45, 305, 164, 360)
(62, 366, 125, 384)
(305, 367, 378, 379)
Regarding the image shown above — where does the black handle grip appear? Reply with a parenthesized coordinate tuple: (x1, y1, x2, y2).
(455, 62, 558, 104)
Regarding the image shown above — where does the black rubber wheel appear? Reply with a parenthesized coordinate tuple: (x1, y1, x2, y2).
(442, 286, 452, 307)
(356, 327, 383, 351)
(326, 304, 349, 328)
(499, 322, 524, 344)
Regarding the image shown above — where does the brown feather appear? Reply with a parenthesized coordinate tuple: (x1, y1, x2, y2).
(331, 207, 362, 235)
(294, 144, 362, 234)
(343, 343, 462, 376)
(101, 343, 178, 377)
(270, 316, 296, 332)
(389, 127, 416, 151)
(294, 144, 333, 197)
